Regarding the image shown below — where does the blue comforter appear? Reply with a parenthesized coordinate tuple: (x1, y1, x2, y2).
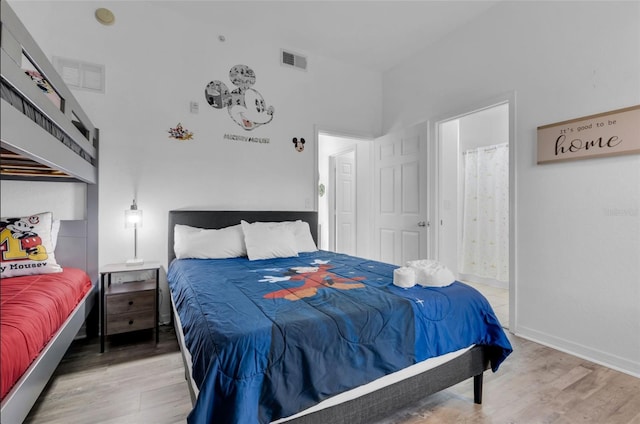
(167, 251, 512, 424)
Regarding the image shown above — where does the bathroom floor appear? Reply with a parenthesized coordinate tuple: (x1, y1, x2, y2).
(462, 280, 509, 329)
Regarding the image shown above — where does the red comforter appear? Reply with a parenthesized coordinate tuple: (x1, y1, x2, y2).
(0, 268, 92, 400)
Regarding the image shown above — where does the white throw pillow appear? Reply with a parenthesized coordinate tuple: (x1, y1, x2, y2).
(0, 211, 62, 278)
(174, 224, 246, 259)
(241, 220, 299, 260)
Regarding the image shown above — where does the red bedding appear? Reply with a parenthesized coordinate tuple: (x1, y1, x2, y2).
(0, 267, 92, 400)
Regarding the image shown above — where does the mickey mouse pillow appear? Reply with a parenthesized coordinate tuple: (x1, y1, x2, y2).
(0, 211, 62, 278)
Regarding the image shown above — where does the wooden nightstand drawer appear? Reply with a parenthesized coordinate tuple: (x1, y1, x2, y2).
(106, 311, 156, 335)
(106, 311, 155, 335)
(106, 290, 155, 315)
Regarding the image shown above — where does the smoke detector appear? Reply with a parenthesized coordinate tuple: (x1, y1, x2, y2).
(95, 8, 115, 26)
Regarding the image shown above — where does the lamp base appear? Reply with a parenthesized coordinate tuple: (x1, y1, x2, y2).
(126, 258, 144, 266)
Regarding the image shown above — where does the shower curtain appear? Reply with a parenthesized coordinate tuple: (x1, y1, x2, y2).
(460, 143, 509, 282)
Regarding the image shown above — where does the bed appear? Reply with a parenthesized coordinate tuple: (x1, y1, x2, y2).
(167, 210, 512, 424)
(1, 2, 99, 423)
(0, 219, 98, 424)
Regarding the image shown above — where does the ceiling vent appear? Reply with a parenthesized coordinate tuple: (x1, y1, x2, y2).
(281, 49, 307, 71)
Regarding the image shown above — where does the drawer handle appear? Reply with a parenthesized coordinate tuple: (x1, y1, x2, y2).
(128, 301, 134, 306)
(129, 320, 134, 325)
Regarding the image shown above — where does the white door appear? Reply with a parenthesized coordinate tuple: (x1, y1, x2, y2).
(373, 122, 429, 265)
(333, 149, 356, 255)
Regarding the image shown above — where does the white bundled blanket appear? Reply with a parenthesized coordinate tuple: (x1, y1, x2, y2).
(392, 267, 416, 288)
(405, 259, 456, 287)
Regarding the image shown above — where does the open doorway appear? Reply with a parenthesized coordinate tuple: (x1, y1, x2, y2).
(317, 132, 372, 257)
(329, 149, 357, 255)
(436, 102, 511, 329)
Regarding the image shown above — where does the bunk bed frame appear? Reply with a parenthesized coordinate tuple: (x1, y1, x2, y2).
(1, 1, 99, 422)
(0, 0, 98, 183)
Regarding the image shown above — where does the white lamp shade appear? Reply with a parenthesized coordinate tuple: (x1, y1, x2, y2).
(125, 208, 142, 228)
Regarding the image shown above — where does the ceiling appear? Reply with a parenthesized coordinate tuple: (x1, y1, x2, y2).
(8, 0, 501, 72)
(140, 1, 502, 72)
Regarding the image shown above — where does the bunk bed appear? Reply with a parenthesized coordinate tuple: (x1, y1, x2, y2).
(0, 1, 99, 423)
(167, 210, 512, 424)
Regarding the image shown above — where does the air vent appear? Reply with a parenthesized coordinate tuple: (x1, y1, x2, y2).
(281, 49, 307, 71)
(52, 56, 105, 93)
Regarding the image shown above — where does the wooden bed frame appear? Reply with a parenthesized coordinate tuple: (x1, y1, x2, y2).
(167, 210, 491, 423)
(1, 3, 99, 422)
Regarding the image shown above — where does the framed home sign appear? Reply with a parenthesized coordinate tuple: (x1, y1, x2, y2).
(537, 105, 640, 164)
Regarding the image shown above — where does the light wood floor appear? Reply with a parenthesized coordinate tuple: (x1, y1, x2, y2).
(24, 327, 640, 424)
(24, 327, 192, 424)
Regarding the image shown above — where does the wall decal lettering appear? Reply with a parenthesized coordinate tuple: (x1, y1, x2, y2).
(223, 134, 270, 144)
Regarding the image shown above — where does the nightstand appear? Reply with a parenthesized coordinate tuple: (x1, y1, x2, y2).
(100, 262, 160, 353)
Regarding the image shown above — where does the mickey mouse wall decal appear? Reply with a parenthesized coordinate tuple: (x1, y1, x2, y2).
(293, 137, 305, 152)
(168, 123, 194, 141)
(205, 65, 275, 131)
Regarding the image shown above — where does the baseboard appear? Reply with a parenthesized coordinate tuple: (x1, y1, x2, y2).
(515, 326, 640, 378)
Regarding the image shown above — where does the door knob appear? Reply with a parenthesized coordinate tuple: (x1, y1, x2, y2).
(418, 221, 427, 227)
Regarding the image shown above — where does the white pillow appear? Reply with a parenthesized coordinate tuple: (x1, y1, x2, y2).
(287, 220, 318, 253)
(174, 224, 246, 259)
(0, 211, 62, 278)
(241, 220, 299, 260)
(249, 220, 317, 253)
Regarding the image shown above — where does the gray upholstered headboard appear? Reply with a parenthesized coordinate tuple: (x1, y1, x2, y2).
(167, 210, 318, 264)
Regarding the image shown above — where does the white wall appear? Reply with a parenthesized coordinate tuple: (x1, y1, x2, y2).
(383, 1, 640, 376)
(458, 104, 509, 152)
(8, 1, 382, 322)
(1, 180, 86, 219)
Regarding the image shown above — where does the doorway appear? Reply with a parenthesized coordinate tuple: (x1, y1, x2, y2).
(317, 132, 372, 257)
(436, 101, 512, 329)
(330, 149, 357, 255)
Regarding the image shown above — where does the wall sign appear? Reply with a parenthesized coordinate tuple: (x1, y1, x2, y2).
(537, 105, 640, 164)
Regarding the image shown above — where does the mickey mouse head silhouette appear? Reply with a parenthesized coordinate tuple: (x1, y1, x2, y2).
(293, 137, 305, 152)
(205, 65, 275, 131)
